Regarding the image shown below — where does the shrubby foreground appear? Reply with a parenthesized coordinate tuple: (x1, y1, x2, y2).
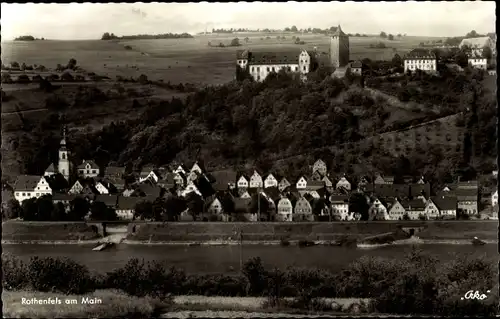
(2, 249, 498, 315)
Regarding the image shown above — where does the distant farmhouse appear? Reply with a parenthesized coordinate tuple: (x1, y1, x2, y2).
(236, 25, 350, 82)
(403, 49, 437, 73)
(459, 36, 496, 57)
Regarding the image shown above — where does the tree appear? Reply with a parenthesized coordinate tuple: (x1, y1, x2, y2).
(1, 73, 13, 84)
(36, 195, 54, 221)
(3, 199, 22, 220)
(250, 193, 270, 221)
(67, 58, 77, 70)
(51, 202, 66, 221)
(90, 201, 111, 220)
(185, 192, 204, 220)
(69, 197, 90, 221)
(388, 34, 394, 41)
(230, 38, 240, 47)
(482, 46, 492, 60)
(392, 54, 403, 67)
(21, 198, 38, 221)
(152, 198, 167, 221)
(134, 200, 153, 220)
(165, 195, 187, 221)
(349, 193, 369, 220)
(10, 61, 20, 68)
(290, 26, 298, 32)
(61, 72, 74, 82)
(380, 31, 387, 38)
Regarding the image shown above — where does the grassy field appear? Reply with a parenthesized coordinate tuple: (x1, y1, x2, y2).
(2, 34, 441, 85)
(1, 221, 101, 241)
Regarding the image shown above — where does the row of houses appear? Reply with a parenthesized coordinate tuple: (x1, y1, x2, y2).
(10, 157, 497, 221)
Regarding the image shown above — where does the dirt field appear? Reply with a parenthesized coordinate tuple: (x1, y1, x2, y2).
(2, 34, 442, 85)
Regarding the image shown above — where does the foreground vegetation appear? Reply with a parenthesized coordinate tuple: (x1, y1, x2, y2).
(2, 249, 498, 316)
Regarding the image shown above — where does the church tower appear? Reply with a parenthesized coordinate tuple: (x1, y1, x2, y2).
(58, 126, 70, 180)
(329, 25, 350, 68)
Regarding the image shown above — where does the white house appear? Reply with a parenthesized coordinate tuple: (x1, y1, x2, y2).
(239, 49, 314, 82)
(293, 197, 314, 221)
(207, 198, 223, 215)
(322, 176, 333, 188)
(95, 182, 109, 195)
(240, 191, 251, 199)
(459, 36, 495, 56)
(173, 165, 187, 175)
(296, 176, 308, 189)
(468, 56, 488, 70)
(329, 195, 349, 220)
(403, 49, 437, 73)
(249, 171, 263, 188)
(388, 199, 406, 221)
(180, 181, 202, 197)
(312, 159, 327, 176)
(77, 160, 100, 178)
(68, 180, 84, 194)
(139, 168, 160, 183)
(368, 198, 388, 220)
(336, 176, 351, 191)
(264, 174, 278, 188)
(424, 199, 440, 220)
(44, 163, 57, 177)
(190, 162, 204, 175)
(237, 176, 249, 189)
(14, 175, 52, 203)
(277, 198, 293, 221)
(492, 190, 498, 207)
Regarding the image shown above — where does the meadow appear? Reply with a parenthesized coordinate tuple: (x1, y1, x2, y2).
(2, 34, 442, 85)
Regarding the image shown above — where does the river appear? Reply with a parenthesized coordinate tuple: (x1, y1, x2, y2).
(3, 243, 497, 274)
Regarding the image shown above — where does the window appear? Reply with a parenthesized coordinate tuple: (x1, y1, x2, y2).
(86, 170, 90, 174)
(303, 66, 306, 71)
(46, 187, 48, 190)
(92, 170, 96, 174)
(36, 193, 40, 196)
(62, 153, 66, 159)
(16, 192, 19, 196)
(251, 67, 254, 72)
(257, 75, 260, 80)
(272, 67, 275, 72)
(22, 193, 26, 196)
(257, 67, 260, 72)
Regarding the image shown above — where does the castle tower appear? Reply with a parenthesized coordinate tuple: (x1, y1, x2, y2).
(58, 126, 70, 180)
(329, 25, 350, 68)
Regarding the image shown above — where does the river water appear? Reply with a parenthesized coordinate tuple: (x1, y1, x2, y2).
(3, 243, 497, 274)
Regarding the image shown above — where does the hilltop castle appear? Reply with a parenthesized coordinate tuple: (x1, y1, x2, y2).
(236, 25, 350, 82)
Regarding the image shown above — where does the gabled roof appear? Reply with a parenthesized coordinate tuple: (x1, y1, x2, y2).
(95, 194, 119, 207)
(45, 163, 57, 173)
(248, 51, 300, 65)
(331, 25, 347, 37)
(431, 196, 457, 211)
(117, 196, 143, 210)
(404, 49, 436, 60)
(14, 175, 42, 191)
(137, 183, 162, 198)
(329, 194, 349, 203)
(52, 193, 78, 201)
(410, 183, 431, 198)
(454, 188, 477, 200)
(236, 50, 250, 59)
(459, 37, 492, 49)
(402, 199, 426, 210)
(77, 160, 99, 170)
(104, 166, 125, 177)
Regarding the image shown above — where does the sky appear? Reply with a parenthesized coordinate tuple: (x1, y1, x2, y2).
(1, 2, 496, 40)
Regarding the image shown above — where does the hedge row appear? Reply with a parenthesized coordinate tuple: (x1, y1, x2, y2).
(2, 250, 498, 316)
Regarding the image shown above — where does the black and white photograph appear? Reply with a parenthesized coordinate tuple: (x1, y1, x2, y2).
(1, 1, 498, 317)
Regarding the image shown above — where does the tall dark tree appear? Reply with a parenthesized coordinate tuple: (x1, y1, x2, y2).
(349, 193, 370, 221)
(69, 197, 90, 221)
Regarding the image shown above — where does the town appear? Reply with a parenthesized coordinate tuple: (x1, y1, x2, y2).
(4, 125, 497, 223)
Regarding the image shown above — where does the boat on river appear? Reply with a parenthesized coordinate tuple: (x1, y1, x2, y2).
(92, 242, 115, 251)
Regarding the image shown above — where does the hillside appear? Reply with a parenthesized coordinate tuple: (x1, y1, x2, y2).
(3, 67, 494, 192)
(2, 34, 443, 86)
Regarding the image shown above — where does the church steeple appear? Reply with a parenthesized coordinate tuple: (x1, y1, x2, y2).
(58, 125, 70, 180)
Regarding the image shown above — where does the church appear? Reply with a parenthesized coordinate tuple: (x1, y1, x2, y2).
(236, 25, 350, 82)
(44, 126, 72, 181)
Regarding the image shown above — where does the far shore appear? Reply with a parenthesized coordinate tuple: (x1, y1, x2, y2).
(2, 238, 497, 246)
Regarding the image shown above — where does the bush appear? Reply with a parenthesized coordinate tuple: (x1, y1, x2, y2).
(27, 257, 94, 294)
(2, 254, 29, 290)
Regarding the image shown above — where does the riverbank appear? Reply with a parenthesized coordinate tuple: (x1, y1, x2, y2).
(2, 220, 497, 244)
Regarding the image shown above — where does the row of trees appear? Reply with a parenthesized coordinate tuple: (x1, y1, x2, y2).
(14, 35, 45, 41)
(101, 32, 193, 40)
